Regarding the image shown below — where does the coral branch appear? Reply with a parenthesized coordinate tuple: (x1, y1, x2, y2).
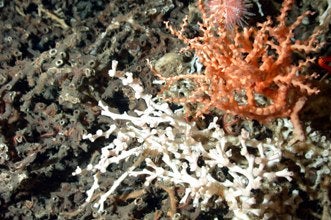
(152, 0, 323, 141)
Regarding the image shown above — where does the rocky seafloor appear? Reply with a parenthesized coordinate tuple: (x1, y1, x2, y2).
(0, 0, 330, 219)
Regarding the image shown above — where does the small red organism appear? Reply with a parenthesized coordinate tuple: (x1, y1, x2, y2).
(318, 56, 331, 72)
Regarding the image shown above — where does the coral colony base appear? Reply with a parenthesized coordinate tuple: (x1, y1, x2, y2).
(74, 61, 330, 219)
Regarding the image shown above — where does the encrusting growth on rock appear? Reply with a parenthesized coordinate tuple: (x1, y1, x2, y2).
(150, 0, 323, 141)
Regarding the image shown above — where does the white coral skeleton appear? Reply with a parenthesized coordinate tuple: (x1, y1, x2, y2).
(71, 60, 311, 219)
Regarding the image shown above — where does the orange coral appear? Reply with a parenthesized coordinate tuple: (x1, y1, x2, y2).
(150, 0, 323, 141)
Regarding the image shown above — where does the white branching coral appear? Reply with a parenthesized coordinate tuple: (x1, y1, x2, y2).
(71, 60, 309, 219)
(74, 62, 331, 219)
